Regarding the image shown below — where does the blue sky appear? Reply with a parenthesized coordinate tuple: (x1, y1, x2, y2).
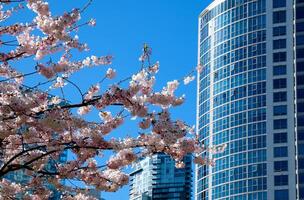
(52, 0, 212, 199)
(78, 0, 212, 199)
(5, 0, 211, 199)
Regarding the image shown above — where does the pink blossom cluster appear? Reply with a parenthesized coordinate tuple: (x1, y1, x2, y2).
(107, 149, 137, 169)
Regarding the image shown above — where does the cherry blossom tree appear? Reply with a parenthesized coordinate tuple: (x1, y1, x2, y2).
(0, 0, 226, 199)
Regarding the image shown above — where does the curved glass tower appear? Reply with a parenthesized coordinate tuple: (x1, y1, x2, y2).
(196, 0, 302, 199)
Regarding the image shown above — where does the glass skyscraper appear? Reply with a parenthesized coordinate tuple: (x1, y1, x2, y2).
(196, 0, 304, 199)
(129, 153, 192, 200)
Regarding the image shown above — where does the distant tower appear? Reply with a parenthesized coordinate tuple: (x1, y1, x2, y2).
(129, 153, 192, 200)
(196, 0, 303, 199)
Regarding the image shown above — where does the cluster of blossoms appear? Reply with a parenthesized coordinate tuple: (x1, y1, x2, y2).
(0, 0, 226, 199)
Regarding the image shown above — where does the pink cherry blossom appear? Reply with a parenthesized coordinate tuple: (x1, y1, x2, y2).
(0, 1, 224, 198)
(106, 68, 116, 79)
(88, 18, 96, 26)
(183, 75, 195, 85)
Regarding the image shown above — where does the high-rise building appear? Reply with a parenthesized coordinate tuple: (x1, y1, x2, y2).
(196, 0, 304, 199)
(129, 153, 192, 200)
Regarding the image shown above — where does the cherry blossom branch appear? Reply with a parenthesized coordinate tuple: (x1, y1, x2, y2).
(0, 0, 25, 2)
(80, 0, 93, 13)
(0, 71, 37, 83)
(62, 77, 84, 101)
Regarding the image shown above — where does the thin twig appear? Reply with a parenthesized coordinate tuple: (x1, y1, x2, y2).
(0, 71, 37, 83)
(80, 0, 93, 13)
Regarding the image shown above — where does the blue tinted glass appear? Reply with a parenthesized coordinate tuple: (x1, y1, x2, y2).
(297, 75, 304, 86)
(274, 175, 288, 186)
(275, 189, 289, 200)
(273, 26, 286, 36)
(273, 39, 286, 49)
(297, 6, 304, 19)
(273, 78, 287, 89)
(297, 48, 304, 59)
(273, 11, 286, 23)
(273, 105, 287, 115)
(297, 35, 304, 45)
(299, 144, 304, 155)
(274, 119, 288, 129)
(273, 0, 286, 8)
(274, 161, 288, 172)
(274, 146, 288, 157)
(274, 132, 287, 143)
(273, 65, 286, 75)
(297, 22, 304, 32)
(273, 92, 287, 102)
(273, 52, 286, 62)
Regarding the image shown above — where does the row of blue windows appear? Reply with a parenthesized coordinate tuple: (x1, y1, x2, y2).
(230, 192, 267, 200)
(212, 163, 267, 186)
(213, 82, 266, 108)
(230, 136, 266, 154)
(297, 7, 304, 181)
(212, 15, 266, 46)
(200, 37, 210, 54)
(212, 149, 266, 170)
(231, 99, 247, 114)
(212, 177, 267, 198)
(213, 99, 250, 120)
(212, 122, 266, 146)
(199, 65, 210, 80)
(201, 0, 264, 26)
(199, 54, 266, 85)
(214, 65, 230, 82)
(199, 88, 210, 105)
(212, 0, 266, 32)
(212, 56, 266, 85)
(199, 75, 210, 92)
(213, 130, 229, 146)
(197, 181, 209, 194)
(201, 51, 210, 66)
(198, 113, 209, 129)
(214, 71, 266, 96)
(198, 126, 209, 141)
(199, 101, 210, 117)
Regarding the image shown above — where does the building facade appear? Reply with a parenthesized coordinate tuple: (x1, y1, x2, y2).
(196, 0, 304, 199)
(129, 153, 192, 200)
